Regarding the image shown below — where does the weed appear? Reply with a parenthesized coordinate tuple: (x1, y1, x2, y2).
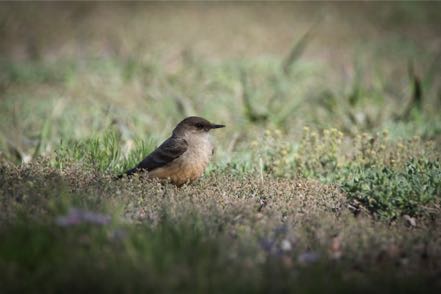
(340, 159, 441, 218)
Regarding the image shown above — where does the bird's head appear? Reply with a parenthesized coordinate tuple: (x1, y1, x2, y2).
(173, 116, 225, 137)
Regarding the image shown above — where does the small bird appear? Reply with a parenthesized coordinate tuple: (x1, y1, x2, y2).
(122, 116, 225, 186)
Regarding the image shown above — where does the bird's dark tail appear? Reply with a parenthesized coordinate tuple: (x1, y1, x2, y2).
(114, 167, 138, 180)
(114, 173, 124, 180)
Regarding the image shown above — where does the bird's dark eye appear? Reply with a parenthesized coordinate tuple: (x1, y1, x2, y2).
(195, 123, 204, 129)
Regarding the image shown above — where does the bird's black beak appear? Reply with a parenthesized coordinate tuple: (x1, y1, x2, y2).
(210, 123, 225, 129)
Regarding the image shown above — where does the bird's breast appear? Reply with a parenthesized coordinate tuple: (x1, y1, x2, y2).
(148, 134, 213, 186)
(181, 134, 213, 167)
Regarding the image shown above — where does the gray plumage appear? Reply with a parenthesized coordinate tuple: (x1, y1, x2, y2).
(125, 135, 188, 176)
(120, 116, 225, 185)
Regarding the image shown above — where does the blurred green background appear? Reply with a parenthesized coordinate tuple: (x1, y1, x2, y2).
(1, 2, 440, 164)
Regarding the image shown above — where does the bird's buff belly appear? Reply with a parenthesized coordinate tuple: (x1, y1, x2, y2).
(147, 157, 209, 186)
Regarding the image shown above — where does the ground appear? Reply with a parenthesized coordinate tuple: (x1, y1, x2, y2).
(0, 2, 441, 293)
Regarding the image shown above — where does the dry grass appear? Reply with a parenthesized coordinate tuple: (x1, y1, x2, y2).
(2, 159, 441, 292)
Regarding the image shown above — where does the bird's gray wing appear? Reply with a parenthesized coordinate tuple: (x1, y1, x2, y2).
(126, 136, 188, 176)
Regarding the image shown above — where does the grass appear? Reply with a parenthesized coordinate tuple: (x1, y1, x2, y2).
(1, 2, 441, 293)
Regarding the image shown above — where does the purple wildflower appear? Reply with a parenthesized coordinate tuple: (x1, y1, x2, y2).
(56, 208, 111, 226)
(260, 238, 276, 254)
(297, 251, 320, 265)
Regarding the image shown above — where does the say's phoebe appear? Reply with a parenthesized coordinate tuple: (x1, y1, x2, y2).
(121, 116, 225, 186)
